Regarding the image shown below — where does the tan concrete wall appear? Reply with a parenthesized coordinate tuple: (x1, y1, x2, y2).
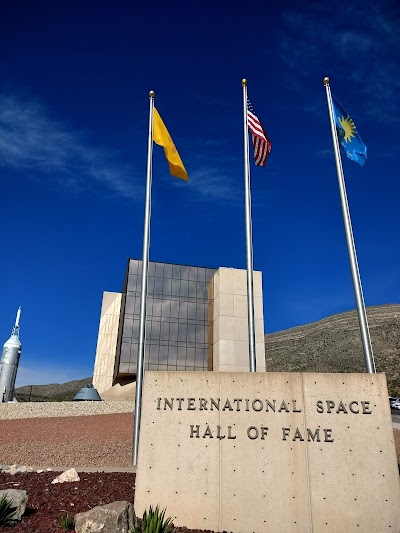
(135, 371, 400, 533)
(92, 292, 122, 393)
(211, 267, 265, 372)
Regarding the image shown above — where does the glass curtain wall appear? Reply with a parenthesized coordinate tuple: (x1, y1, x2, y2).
(118, 260, 216, 374)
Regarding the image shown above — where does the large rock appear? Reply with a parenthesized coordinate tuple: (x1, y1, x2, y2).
(74, 501, 134, 533)
(5, 464, 18, 475)
(0, 489, 28, 520)
(51, 468, 80, 484)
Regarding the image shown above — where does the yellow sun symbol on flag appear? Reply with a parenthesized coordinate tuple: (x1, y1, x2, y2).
(338, 115, 357, 142)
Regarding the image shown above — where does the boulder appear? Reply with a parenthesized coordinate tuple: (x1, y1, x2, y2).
(51, 468, 80, 484)
(5, 465, 18, 475)
(0, 489, 28, 520)
(74, 501, 134, 533)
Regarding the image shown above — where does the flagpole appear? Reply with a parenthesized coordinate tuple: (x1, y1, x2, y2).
(323, 77, 376, 374)
(133, 90, 155, 466)
(242, 79, 257, 372)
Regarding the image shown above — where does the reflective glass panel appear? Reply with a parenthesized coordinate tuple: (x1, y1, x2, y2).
(163, 278, 172, 297)
(178, 301, 187, 320)
(170, 300, 179, 318)
(180, 265, 189, 280)
(132, 319, 139, 338)
(154, 277, 164, 295)
(172, 264, 181, 279)
(128, 275, 137, 292)
(159, 344, 169, 365)
(177, 346, 186, 365)
(164, 263, 173, 278)
(155, 263, 164, 277)
(119, 260, 216, 375)
(160, 320, 169, 340)
(179, 280, 188, 298)
(122, 318, 133, 338)
(148, 276, 155, 293)
(169, 322, 178, 342)
(121, 342, 131, 363)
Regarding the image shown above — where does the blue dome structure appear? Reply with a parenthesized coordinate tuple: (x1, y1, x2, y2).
(72, 384, 102, 401)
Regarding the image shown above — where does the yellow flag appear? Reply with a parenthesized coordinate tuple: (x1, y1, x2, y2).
(153, 108, 188, 181)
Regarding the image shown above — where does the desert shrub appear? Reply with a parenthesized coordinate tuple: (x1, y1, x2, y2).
(132, 505, 177, 533)
(59, 512, 75, 531)
(0, 494, 17, 527)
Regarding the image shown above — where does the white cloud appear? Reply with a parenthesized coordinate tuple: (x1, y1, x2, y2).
(183, 167, 241, 203)
(278, 2, 400, 124)
(0, 94, 143, 198)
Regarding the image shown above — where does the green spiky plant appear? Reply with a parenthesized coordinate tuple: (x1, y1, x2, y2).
(0, 494, 17, 527)
(131, 505, 177, 533)
(59, 512, 75, 531)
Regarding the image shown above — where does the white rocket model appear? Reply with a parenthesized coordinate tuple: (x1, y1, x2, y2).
(0, 307, 22, 403)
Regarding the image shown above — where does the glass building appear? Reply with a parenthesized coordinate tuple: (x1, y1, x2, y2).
(93, 259, 266, 394)
(118, 259, 217, 377)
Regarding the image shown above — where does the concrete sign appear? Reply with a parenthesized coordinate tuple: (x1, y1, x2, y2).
(134, 372, 400, 532)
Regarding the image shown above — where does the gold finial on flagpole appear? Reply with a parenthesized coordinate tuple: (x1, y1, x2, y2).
(149, 90, 155, 97)
(242, 79, 247, 86)
(323, 77, 330, 86)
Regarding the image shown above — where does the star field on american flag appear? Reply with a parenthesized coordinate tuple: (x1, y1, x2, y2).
(247, 98, 271, 166)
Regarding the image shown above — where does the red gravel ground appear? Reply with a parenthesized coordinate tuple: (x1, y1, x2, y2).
(0, 472, 229, 533)
(0, 471, 134, 533)
(0, 413, 134, 468)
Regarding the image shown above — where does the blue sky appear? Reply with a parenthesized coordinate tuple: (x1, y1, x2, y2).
(1, 1, 399, 386)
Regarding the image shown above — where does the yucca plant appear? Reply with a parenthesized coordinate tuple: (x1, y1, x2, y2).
(59, 512, 75, 531)
(132, 505, 177, 533)
(0, 494, 17, 527)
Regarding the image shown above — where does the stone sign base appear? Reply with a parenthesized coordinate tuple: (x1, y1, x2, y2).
(134, 372, 400, 533)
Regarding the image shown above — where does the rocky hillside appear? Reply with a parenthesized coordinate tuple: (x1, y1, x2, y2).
(14, 377, 92, 402)
(265, 304, 400, 395)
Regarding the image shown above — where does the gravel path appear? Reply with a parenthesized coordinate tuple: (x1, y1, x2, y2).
(0, 401, 134, 420)
(0, 412, 134, 468)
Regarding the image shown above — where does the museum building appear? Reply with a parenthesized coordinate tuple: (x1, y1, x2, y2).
(93, 259, 266, 393)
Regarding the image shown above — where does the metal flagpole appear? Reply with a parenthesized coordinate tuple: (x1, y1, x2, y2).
(133, 90, 155, 466)
(242, 79, 257, 372)
(323, 77, 376, 374)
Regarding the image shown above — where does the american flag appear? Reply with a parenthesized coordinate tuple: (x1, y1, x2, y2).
(247, 98, 271, 166)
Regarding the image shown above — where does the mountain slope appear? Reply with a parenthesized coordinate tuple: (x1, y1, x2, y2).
(14, 377, 92, 402)
(265, 304, 400, 394)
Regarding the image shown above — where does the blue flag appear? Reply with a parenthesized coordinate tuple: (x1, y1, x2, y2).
(331, 95, 367, 166)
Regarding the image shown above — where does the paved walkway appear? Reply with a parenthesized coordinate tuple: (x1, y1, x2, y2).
(1, 465, 136, 473)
